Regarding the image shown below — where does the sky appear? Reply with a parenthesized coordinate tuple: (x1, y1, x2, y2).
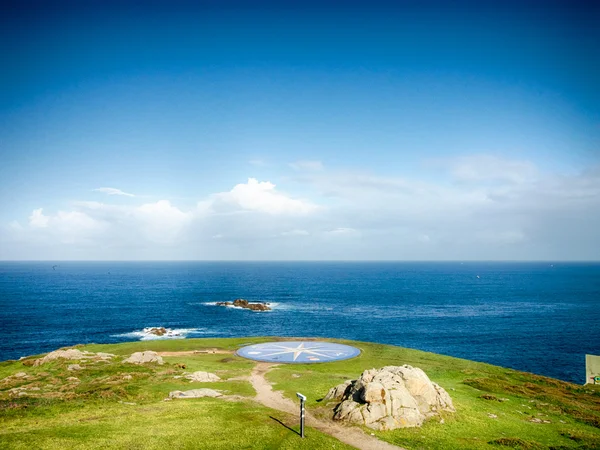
(0, 0, 599, 260)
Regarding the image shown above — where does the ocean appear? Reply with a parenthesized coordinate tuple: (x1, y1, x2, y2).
(1, 261, 598, 384)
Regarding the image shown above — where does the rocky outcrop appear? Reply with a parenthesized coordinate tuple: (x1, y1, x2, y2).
(329, 365, 454, 430)
(123, 351, 164, 365)
(185, 371, 221, 382)
(33, 349, 115, 366)
(146, 327, 168, 336)
(324, 379, 353, 401)
(168, 388, 222, 399)
(216, 299, 271, 311)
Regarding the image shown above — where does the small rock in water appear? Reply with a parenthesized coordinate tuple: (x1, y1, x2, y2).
(146, 327, 168, 336)
(215, 299, 271, 311)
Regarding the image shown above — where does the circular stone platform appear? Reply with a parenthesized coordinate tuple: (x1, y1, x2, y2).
(236, 341, 361, 364)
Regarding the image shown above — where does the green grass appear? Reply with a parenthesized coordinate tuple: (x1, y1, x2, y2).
(1, 337, 599, 449)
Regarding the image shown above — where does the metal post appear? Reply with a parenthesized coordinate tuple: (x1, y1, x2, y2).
(296, 392, 306, 438)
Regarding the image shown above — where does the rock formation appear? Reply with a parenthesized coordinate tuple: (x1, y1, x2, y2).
(146, 327, 168, 336)
(216, 299, 271, 311)
(168, 388, 222, 399)
(123, 351, 164, 365)
(33, 349, 115, 366)
(184, 371, 221, 382)
(327, 365, 454, 430)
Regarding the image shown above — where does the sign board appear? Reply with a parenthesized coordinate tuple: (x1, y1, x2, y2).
(585, 354, 600, 385)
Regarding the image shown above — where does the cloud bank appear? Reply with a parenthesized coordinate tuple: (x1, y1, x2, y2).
(2, 157, 599, 260)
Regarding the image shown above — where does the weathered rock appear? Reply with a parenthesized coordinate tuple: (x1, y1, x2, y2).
(146, 327, 168, 336)
(185, 371, 221, 382)
(123, 351, 164, 365)
(67, 364, 83, 371)
(66, 377, 80, 382)
(324, 380, 353, 402)
(33, 349, 93, 366)
(332, 365, 454, 430)
(96, 352, 116, 359)
(168, 389, 222, 399)
(216, 299, 271, 311)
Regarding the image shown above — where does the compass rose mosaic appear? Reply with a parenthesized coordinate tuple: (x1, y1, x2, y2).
(236, 341, 361, 364)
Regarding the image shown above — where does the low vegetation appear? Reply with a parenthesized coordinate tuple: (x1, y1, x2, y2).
(1, 337, 598, 449)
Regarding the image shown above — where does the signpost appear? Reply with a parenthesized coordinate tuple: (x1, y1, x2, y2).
(296, 392, 306, 438)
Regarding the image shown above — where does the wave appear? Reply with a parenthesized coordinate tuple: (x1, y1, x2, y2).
(112, 327, 210, 341)
(195, 301, 280, 312)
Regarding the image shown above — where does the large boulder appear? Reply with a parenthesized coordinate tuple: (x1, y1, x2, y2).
(330, 365, 454, 430)
(123, 351, 164, 365)
(185, 371, 221, 382)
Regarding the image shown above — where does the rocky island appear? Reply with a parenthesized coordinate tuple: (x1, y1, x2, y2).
(216, 298, 271, 311)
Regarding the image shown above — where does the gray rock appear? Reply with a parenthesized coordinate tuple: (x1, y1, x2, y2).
(168, 389, 222, 399)
(123, 351, 164, 365)
(34, 349, 93, 366)
(68, 364, 83, 371)
(331, 365, 454, 430)
(324, 380, 353, 401)
(184, 371, 221, 382)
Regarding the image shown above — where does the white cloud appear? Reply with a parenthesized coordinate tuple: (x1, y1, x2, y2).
(134, 200, 191, 243)
(4, 160, 600, 260)
(214, 178, 319, 215)
(289, 160, 324, 171)
(94, 187, 136, 197)
(29, 209, 49, 228)
(448, 155, 538, 184)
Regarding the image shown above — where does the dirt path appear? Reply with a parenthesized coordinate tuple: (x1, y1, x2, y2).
(249, 363, 405, 450)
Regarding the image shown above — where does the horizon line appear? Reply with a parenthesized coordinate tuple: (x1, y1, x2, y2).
(1, 259, 599, 263)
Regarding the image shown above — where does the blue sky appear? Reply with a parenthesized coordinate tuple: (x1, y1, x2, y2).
(1, 0, 598, 260)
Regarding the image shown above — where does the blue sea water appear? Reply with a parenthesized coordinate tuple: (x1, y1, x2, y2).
(0, 261, 599, 384)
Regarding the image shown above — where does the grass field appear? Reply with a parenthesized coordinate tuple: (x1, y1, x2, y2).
(1, 337, 599, 449)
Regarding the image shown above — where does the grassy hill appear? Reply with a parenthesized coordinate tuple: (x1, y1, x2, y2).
(1, 337, 599, 449)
